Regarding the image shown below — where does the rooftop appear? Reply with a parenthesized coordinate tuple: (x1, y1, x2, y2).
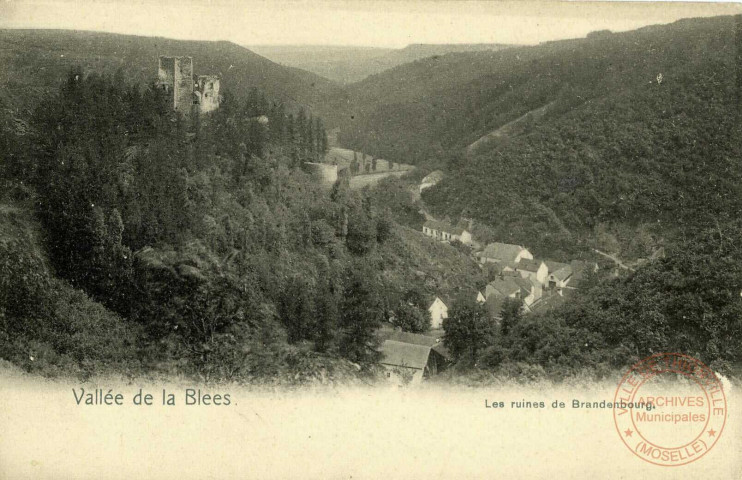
(379, 340, 432, 370)
(487, 277, 522, 297)
(545, 260, 569, 273)
(480, 242, 527, 262)
(517, 258, 543, 272)
(423, 219, 467, 236)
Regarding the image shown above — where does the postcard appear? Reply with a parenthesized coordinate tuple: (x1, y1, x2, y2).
(0, 1, 740, 478)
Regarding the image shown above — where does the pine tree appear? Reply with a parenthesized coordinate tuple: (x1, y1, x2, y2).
(339, 261, 382, 362)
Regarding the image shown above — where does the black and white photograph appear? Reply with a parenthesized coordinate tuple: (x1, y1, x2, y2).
(0, 1, 740, 478)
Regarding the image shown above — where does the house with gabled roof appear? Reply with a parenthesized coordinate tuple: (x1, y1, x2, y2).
(378, 339, 447, 385)
(512, 276, 538, 306)
(516, 258, 548, 285)
(380, 329, 450, 361)
(485, 277, 522, 300)
(476, 291, 486, 304)
(547, 262, 573, 293)
(477, 242, 533, 265)
(427, 296, 449, 329)
(422, 219, 472, 245)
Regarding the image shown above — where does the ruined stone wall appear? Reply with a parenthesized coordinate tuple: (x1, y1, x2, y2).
(173, 57, 194, 114)
(157, 56, 194, 114)
(195, 75, 220, 114)
(157, 56, 176, 109)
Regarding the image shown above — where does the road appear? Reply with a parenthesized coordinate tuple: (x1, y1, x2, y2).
(592, 248, 635, 271)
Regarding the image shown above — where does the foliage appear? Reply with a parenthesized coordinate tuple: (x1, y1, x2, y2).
(393, 302, 430, 333)
(0, 230, 141, 379)
(0, 69, 398, 382)
(442, 301, 497, 364)
(499, 297, 523, 336)
(339, 16, 742, 259)
(444, 222, 742, 379)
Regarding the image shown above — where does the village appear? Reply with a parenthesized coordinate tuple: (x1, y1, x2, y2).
(376, 169, 601, 386)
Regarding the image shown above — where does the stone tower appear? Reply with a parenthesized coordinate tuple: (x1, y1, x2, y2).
(157, 56, 194, 114)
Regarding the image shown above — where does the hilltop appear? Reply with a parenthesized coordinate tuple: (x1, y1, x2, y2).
(0, 29, 346, 116)
(249, 43, 514, 84)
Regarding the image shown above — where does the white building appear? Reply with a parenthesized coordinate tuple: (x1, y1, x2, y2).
(428, 297, 448, 329)
(422, 220, 472, 246)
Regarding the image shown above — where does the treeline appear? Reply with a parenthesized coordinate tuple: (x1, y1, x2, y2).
(0, 69, 403, 381)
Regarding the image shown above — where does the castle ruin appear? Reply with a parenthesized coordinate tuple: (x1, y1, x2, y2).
(157, 56, 221, 116)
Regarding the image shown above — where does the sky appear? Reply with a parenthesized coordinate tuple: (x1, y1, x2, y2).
(0, 0, 740, 48)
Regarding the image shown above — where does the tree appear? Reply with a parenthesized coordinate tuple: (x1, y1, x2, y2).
(394, 302, 430, 333)
(315, 117, 328, 154)
(500, 297, 523, 336)
(375, 209, 394, 243)
(314, 283, 339, 353)
(346, 207, 376, 255)
(443, 301, 497, 363)
(339, 261, 383, 362)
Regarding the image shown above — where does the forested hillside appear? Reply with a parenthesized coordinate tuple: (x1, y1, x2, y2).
(0, 68, 482, 382)
(0, 29, 346, 117)
(1, 18, 741, 383)
(339, 16, 742, 259)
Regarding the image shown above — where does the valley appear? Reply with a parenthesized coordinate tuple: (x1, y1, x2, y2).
(1, 14, 741, 387)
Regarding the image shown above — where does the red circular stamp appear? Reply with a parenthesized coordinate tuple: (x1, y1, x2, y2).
(613, 353, 727, 466)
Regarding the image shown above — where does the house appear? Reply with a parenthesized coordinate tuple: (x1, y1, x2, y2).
(419, 170, 444, 192)
(485, 277, 522, 300)
(477, 242, 533, 265)
(501, 261, 519, 274)
(546, 262, 573, 293)
(428, 297, 448, 329)
(380, 329, 450, 361)
(528, 277, 543, 302)
(516, 258, 548, 285)
(422, 219, 472, 245)
(476, 291, 486, 304)
(544, 260, 569, 275)
(379, 340, 446, 385)
(512, 276, 537, 306)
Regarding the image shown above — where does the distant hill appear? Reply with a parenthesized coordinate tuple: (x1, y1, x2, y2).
(249, 43, 514, 84)
(0, 29, 346, 116)
(249, 45, 393, 84)
(338, 16, 742, 258)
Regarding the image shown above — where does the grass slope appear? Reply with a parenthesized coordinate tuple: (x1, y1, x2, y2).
(0, 200, 142, 378)
(376, 225, 487, 304)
